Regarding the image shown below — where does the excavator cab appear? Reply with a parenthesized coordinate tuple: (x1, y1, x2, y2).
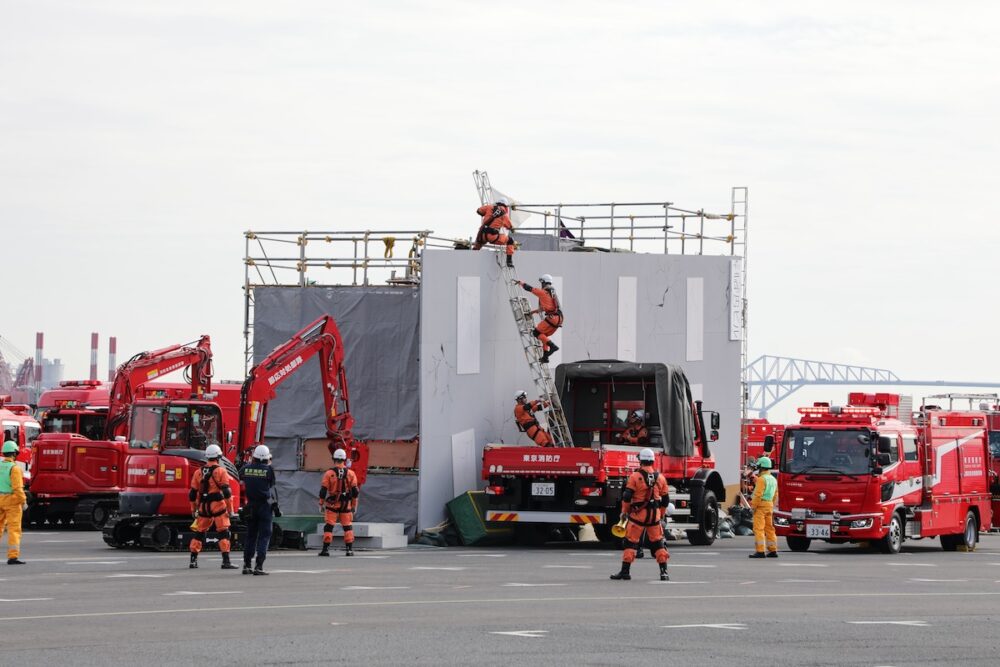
(127, 401, 223, 451)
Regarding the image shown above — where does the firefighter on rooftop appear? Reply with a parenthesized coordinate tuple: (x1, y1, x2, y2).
(611, 448, 671, 581)
(473, 196, 516, 268)
(514, 390, 553, 447)
(515, 274, 563, 364)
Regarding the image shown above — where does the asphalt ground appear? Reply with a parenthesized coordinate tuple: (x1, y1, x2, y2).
(1, 530, 1000, 666)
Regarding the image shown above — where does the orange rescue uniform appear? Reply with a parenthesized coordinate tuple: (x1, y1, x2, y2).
(618, 425, 649, 445)
(520, 282, 563, 357)
(189, 464, 235, 555)
(620, 465, 670, 565)
(515, 399, 553, 447)
(320, 463, 359, 546)
(474, 203, 515, 259)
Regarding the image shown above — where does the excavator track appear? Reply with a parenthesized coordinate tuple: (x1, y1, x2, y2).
(72, 498, 116, 530)
(104, 514, 246, 551)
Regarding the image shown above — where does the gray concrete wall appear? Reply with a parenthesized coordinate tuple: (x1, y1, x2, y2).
(418, 249, 741, 529)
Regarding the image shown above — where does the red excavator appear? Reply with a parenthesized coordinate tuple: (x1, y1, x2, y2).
(31, 337, 220, 529)
(104, 315, 367, 550)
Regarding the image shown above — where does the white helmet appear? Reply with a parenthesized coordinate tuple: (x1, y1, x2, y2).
(631, 410, 646, 422)
(333, 448, 347, 461)
(253, 444, 271, 461)
(638, 448, 655, 463)
(495, 196, 509, 206)
(205, 444, 223, 460)
(514, 390, 527, 402)
(539, 274, 553, 285)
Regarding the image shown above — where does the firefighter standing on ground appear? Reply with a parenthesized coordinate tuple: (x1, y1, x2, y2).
(515, 275, 563, 364)
(240, 445, 279, 575)
(0, 441, 26, 565)
(617, 410, 650, 445)
(473, 197, 516, 268)
(318, 448, 359, 557)
(611, 448, 671, 581)
(749, 455, 779, 558)
(514, 390, 553, 447)
(188, 444, 238, 570)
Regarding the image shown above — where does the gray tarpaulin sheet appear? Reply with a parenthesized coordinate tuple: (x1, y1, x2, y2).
(555, 360, 697, 458)
(253, 286, 420, 442)
(253, 286, 420, 533)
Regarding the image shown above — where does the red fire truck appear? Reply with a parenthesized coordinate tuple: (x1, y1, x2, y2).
(0, 395, 41, 488)
(774, 393, 992, 553)
(482, 362, 723, 545)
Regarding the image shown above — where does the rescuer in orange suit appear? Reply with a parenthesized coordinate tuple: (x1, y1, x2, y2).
(188, 444, 238, 570)
(611, 448, 671, 581)
(473, 197, 516, 268)
(515, 274, 563, 364)
(617, 410, 649, 445)
(0, 441, 26, 564)
(318, 448, 359, 557)
(514, 390, 553, 447)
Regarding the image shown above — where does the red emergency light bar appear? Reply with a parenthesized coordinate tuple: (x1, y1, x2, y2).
(797, 405, 881, 418)
(54, 400, 82, 408)
(59, 380, 103, 388)
(848, 392, 900, 408)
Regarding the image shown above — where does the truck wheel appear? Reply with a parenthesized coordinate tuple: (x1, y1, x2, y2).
(786, 536, 811, 552)
(956, 511, 978, 551)
(686, 490, 719, 546)
(877, 513, 903, 554)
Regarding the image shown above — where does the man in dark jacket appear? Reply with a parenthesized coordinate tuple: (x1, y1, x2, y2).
(240, 445, 279, 575)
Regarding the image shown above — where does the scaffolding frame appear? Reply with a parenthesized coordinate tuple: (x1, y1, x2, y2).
(243, 177, 750, 385)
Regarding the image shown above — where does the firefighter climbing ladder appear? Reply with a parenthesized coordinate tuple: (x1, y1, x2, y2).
(496, 253, 574, 448)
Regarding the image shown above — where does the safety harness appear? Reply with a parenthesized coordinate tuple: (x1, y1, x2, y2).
(626, 469, 668, 527)
(515, 402, 540, 434)
(323, 466, 358, 512)
(197, 465, 228, 518)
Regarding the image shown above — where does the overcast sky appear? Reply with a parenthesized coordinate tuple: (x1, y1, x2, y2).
(3, 1, 998, 420)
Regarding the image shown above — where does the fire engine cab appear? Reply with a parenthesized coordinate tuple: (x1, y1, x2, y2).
(774, 393, 992, 553)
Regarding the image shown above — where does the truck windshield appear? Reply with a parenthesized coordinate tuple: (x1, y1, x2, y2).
(163, 405, 222, 451)
(781, 428, 871, 475)
(130, 407, 164, 449)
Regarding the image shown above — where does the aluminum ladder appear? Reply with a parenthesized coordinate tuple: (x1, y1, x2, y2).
(498, 259, 573, 447)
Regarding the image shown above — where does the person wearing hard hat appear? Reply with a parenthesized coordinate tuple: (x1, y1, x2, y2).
(240, 445, 279, 575)
(0, 441, 26, 565)
(473, 197, 516, 268)
(514, 275, 563, 364)
(617, 410, 650, 446)
(749, 455, 779, 558)
(318, 447, 359, 557)
(188, 444, 238, 570)
(513, 390, 553, 447)
(611, 448, 671, 582)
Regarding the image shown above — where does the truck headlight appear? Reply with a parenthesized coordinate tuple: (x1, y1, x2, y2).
(850, 518, 873, 529)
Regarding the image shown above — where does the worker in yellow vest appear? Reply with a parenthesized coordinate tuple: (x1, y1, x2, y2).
(0, 441, 26, 565)
(749, 455, 778, 558)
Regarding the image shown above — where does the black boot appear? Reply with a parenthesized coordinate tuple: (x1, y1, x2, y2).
(547, 342, 559, 356)
(766, 551, 779, 558)
(345, 543, 354, 557)
(318, 543, 330, 557)
(7, 558, 25, 565)
(253, 558, 268, 575)
(506, 254, 514, 268)
(221, 553, 238, 570)
(748, 551, 766, 559)
(659, 563, 669, 581)
(610, 562, 631, 581)
(189, 553, 198, 569)
(242, 560, 253, 575)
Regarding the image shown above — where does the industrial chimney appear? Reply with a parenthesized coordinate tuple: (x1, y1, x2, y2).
(90, 332, 99, 381)
(108, 337, 117, 381)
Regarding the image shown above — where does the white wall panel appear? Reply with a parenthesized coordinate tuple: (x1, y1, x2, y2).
(451, 429, 477, 497)
(686, 277, 704, 362)
(456, 276, 480, 375)
(617, 276, 637, 361)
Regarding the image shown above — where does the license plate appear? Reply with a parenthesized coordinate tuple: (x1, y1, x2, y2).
(806, 523, 830, 539)
(531, 482, 555, 497)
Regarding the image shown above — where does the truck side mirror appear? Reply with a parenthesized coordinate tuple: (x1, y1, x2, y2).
(876, 453, 891, 466)
(763, 435, 775, 454)
(711, 413, 720, 430)
(710, 429, 719, 442)
(877, 436, 894, 454)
